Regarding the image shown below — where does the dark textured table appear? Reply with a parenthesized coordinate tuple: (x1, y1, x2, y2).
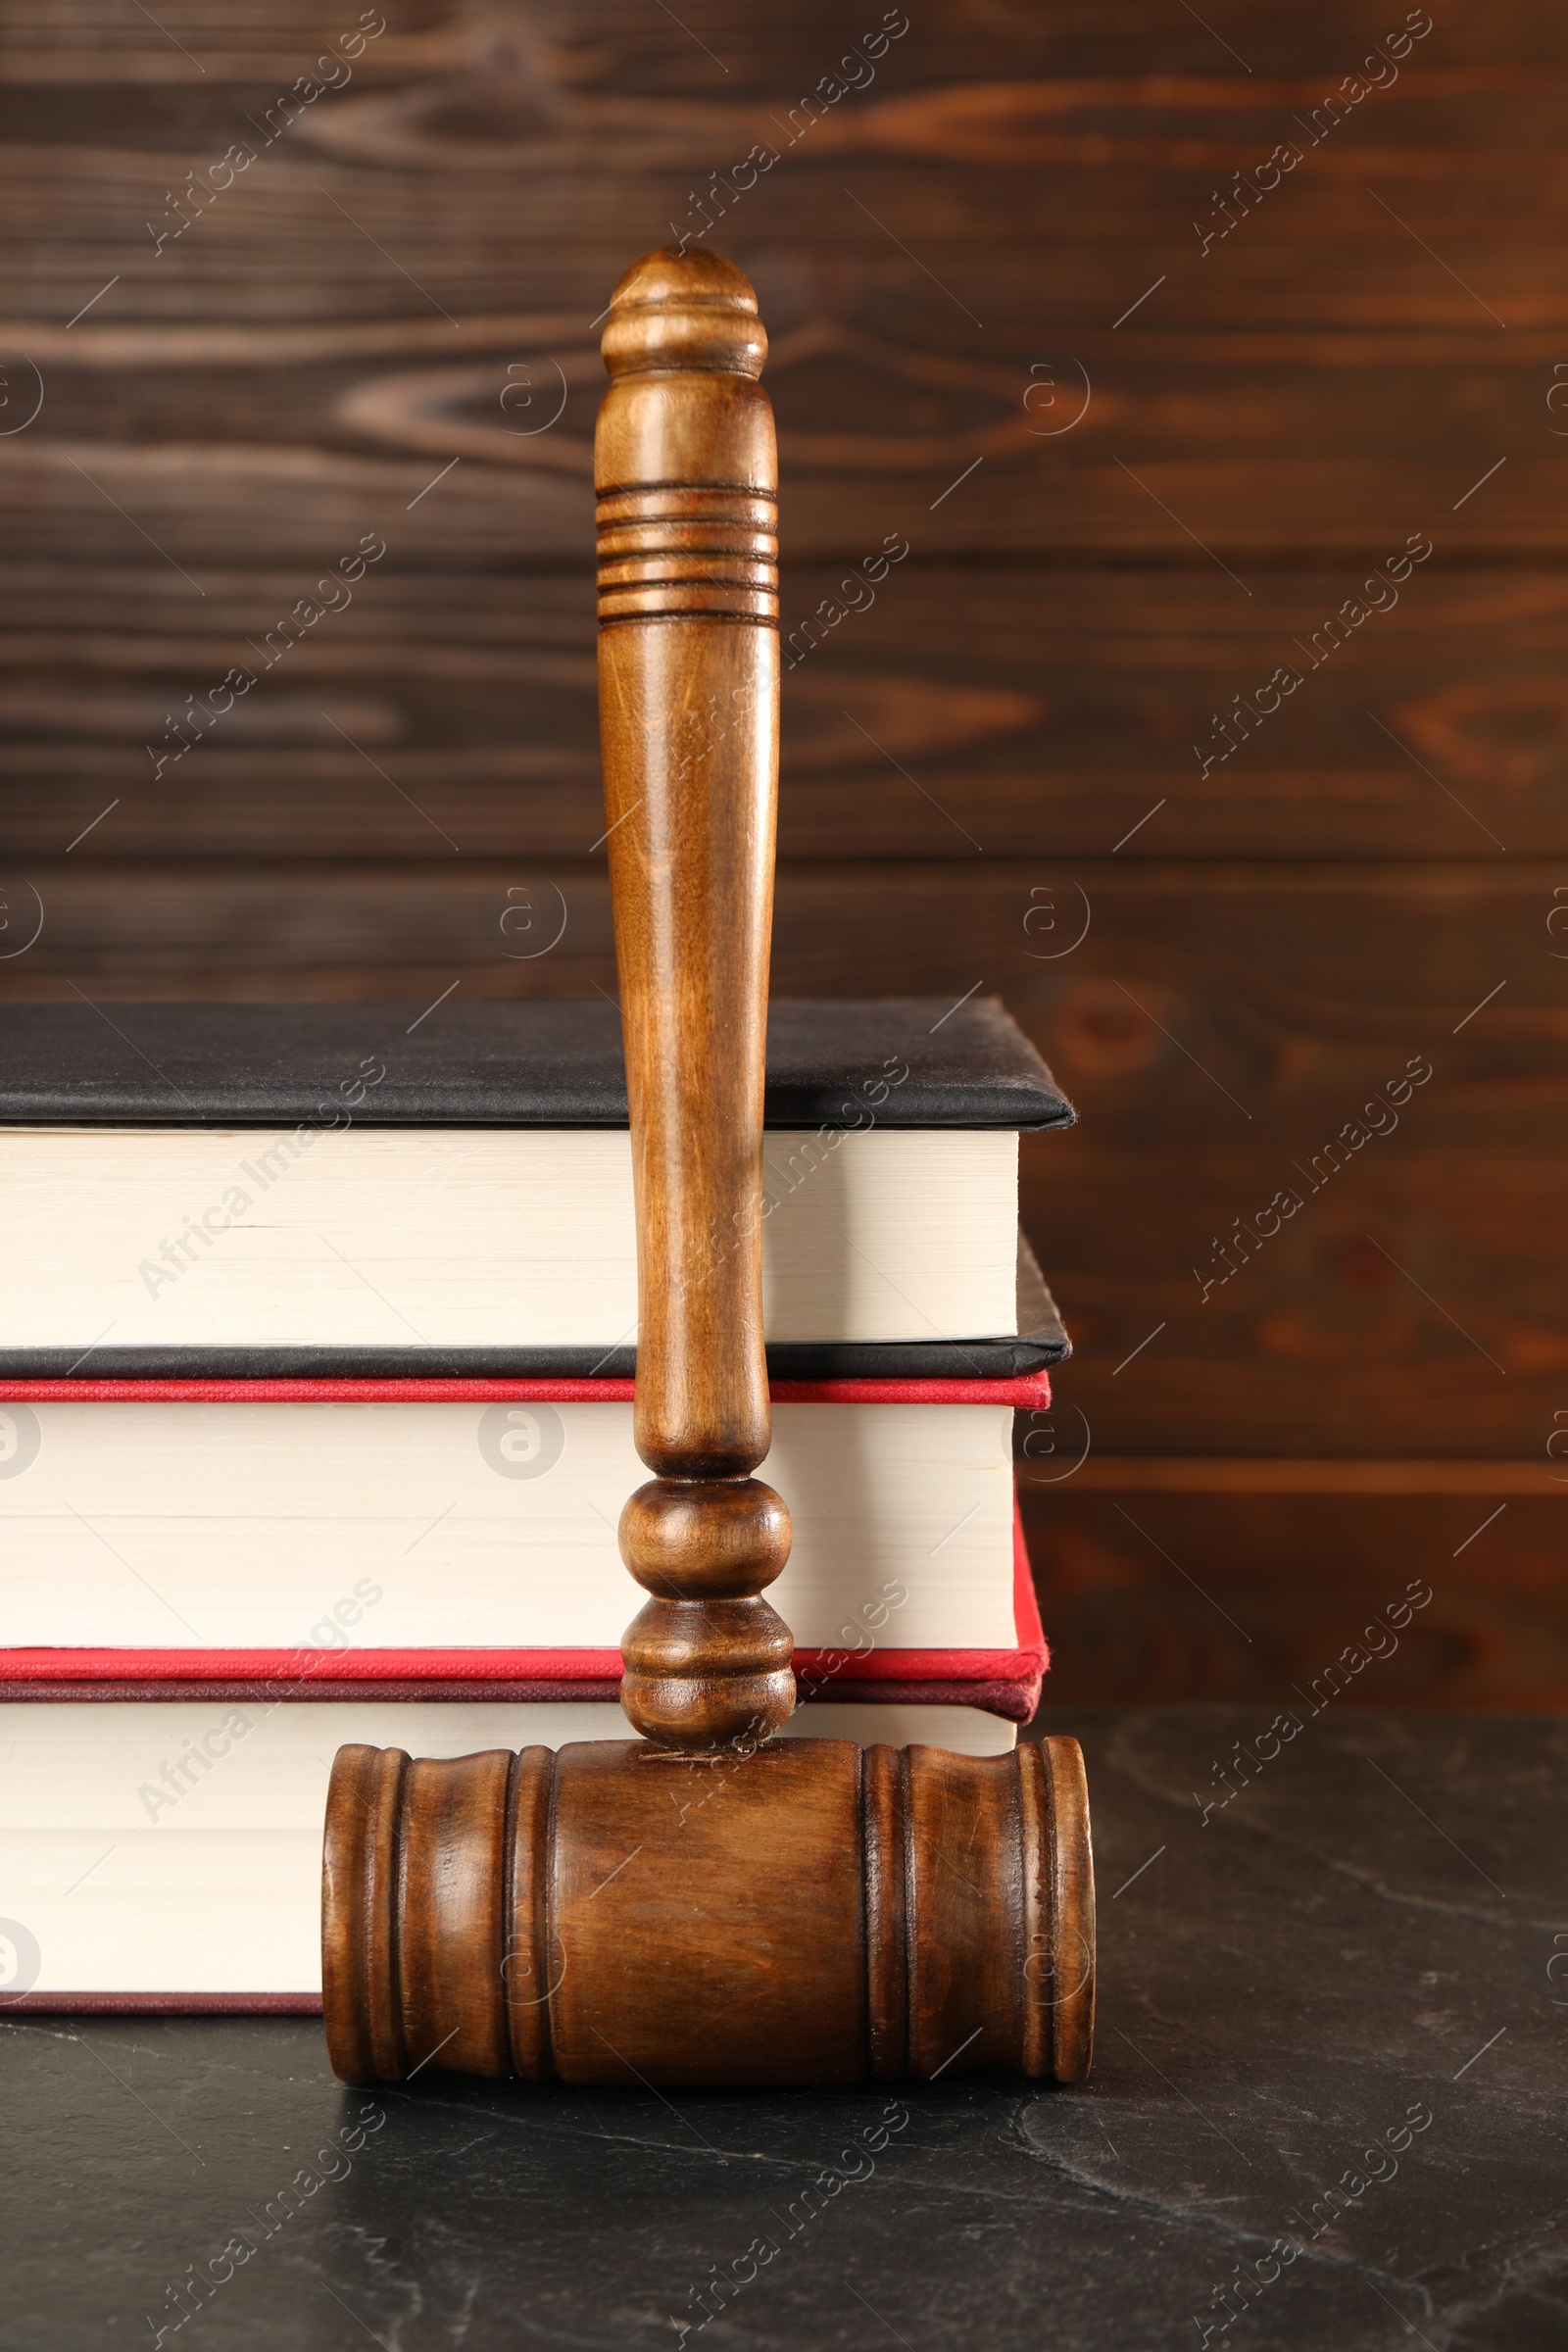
(6, 1709, 1564, 2351)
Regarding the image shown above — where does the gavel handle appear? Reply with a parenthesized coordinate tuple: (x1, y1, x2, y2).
(596, 249, 795, 1750)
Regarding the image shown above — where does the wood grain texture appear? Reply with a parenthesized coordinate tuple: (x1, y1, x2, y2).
(1, 0, 1559, 1691)
(0, 565, 1563, 861)
(0, 858, 1551, 1105)
(1021, 1172, 1567, 1456)
(1023, 1486, 1568, 1711)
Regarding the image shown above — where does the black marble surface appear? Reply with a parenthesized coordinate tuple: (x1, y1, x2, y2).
(6, 1708, 1565, 2351)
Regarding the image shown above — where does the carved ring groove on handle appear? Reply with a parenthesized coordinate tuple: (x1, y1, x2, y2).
(596, 487, 779, 622)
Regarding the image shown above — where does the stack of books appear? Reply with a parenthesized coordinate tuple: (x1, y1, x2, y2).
(0, 995, 1073, 2009)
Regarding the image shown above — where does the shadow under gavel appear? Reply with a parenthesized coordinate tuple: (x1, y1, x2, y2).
(321, 246, 1096, 2088)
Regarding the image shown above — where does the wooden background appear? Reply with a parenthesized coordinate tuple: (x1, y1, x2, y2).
(2, 0, 1562, 1706)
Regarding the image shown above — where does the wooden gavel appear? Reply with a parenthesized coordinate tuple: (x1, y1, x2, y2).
(320, 248, 1096, 2087)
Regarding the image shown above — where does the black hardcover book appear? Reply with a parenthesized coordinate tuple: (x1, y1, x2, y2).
(0, 999, 1072, 1380)
(0, 997, 1072, 1130)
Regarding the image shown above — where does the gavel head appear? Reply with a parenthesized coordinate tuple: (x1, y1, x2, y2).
(322, 1734, 1095, 2086)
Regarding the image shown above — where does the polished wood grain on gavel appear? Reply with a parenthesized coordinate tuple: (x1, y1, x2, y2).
(321, 247, 1096, 2088)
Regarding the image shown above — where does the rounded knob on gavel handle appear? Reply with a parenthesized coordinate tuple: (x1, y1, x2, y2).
(319, 246, 1097, 2087)
(322, 1735, 1095, 2084)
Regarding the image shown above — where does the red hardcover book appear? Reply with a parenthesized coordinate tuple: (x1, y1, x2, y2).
(0, 1373, 1051, 1722)
(0, 1394, 1047, 2006)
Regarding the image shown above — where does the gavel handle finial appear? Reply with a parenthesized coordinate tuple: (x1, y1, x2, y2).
(596, 248, 795, 1752)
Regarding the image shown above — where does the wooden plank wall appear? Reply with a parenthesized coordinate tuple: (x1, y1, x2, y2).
(1, 0, 1562, 1705)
